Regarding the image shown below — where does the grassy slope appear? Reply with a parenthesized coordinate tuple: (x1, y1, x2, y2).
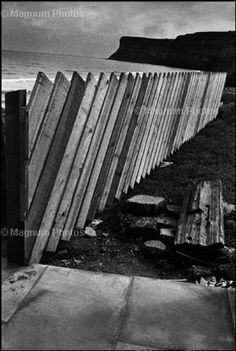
(126, 95, 235, 206)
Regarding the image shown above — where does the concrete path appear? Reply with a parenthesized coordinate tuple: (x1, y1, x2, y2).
(2, 262, 235, 350)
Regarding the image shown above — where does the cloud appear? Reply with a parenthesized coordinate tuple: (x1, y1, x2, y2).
(2, 1, 235, 56)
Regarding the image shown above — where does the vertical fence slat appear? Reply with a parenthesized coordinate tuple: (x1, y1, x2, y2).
(76, 73, 129, 229)
(87, 73, 135, 222)
(28, 72, 70, 208)
(27, 72, 53, 157)
(62, 74, 119, 233)
(125, 73, 161, 191)
(98, 73, 142, 212)
(5, 90, 27, 264)
(106, 74, 150, 203)
(54, 73, 110, 242)
(116, 73, 154, 197)
(27, 72, 86, 264)
(35, 73, 98, 253)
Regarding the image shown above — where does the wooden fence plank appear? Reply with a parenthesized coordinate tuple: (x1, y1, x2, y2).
(108, 74, 150, 202)
(153, 72, 180, 170)
(163, 72, 188, 161)
(54, 73, 110, 242)
(116, 73, 154, 197)
(26, 72, 86, 264)
(125, 73, 162, 191)
(150, 72, 176, 170)
(151, 72, 179, 169)
(183, 73, 206, 142)
(174, 73, 198, 151)
(5, 90, 27, 264)
(98, 74, 142, 212)
(27, 72, 53, 157)
(76, 74, 129, 228)
(147, 72, 175, 174)
(34, 73, 98, 252)
(158, 72, 185, 166)
(28, 72, 70, 208)
(63, 73, 119, 232)
(87, 73, 135, 222)
(133, 73, 165, 180)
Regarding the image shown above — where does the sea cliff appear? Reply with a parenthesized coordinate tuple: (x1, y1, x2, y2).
(109, 32, 235, 86)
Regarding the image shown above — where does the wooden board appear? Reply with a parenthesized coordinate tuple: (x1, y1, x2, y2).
(126, 73, 162, 190)
(153, 72, 180, 170)
(76, 73, 129, 228)
(98, 74, 142, 212)
(116, 73, 154, 197)
(175, 179, 224, 246)
(53, 73, 110, 241)
(109, 74, 150, 201)
(28, 72, 70, 208)
(62, 74, 119, 233)
(32, 73, 98, 253)
(5, 90, 27, 264)
(27, 72, 53, 157)
(158, 72, 185, 166)
(87, 73, 135, 222)
(26, 72, 86, 264)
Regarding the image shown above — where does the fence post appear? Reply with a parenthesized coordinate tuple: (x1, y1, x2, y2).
(5, 90, 28, 264)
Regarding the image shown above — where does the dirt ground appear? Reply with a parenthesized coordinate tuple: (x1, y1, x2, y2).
(42, 87, 235, 281)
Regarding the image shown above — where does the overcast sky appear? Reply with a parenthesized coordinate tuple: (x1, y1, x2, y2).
(2, 1, 235, 57)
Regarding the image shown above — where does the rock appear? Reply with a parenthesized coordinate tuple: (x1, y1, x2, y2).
(73, 259, 82, 265)
(102, 232, 109, 238)
(130, 217, 158, 238)
(223, 201, 235, 215)
(124, 195, 166, 216)
(57, 249, 68, 256)
(143, 240, 167, 256)
(160, 228, 176, 237)
(156, 214, 178, 228)
(84, 226, 97, 238)
(160, 161, 174, 168)
(90, 219, 104, 228)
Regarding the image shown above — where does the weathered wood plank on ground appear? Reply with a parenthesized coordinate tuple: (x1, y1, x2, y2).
(175, 179, 225, 246)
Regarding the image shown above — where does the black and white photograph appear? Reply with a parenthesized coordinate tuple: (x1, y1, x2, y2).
(1, 1, 235, 350)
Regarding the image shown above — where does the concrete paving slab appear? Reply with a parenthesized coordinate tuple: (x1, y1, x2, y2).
(2, 264, 47, 323)
(120, 277, 235, 350)
(2, 265, 132, 350)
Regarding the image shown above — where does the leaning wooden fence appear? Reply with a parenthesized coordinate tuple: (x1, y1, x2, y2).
(4, 70, 226, 264)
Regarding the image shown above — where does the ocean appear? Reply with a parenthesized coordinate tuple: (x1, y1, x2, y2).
(2, 49, 187, 107)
